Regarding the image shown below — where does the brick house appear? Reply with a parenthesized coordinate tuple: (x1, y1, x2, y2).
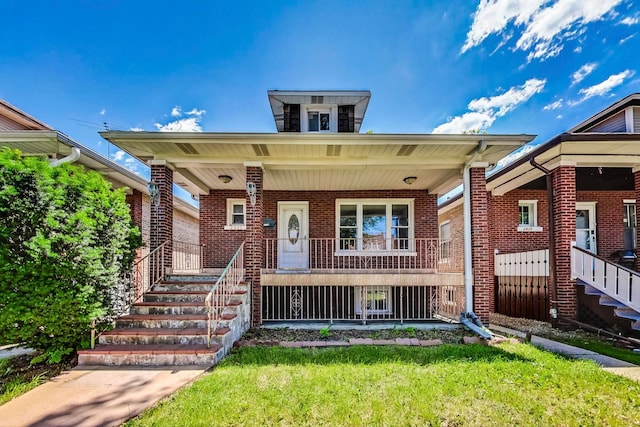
(0, 99, 199, 257)
(102, 90, 534, 327)
(439, 93, 640, 332)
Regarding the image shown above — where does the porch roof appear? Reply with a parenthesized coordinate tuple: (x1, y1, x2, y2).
(99, 131, 534, 197)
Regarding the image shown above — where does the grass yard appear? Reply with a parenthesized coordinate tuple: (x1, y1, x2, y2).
(125, 342, 640, 427)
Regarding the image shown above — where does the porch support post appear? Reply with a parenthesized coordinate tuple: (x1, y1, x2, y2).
(469, 166, 493, 323)
(125, 189, 144, 231)
(150, 160, 174, 272)
(245, 164, 264, 326)
(634, 167, 640, 271)
(551, 163, 577, 324)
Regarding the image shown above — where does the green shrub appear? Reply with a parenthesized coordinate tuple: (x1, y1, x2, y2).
(0, 148, 140, 362)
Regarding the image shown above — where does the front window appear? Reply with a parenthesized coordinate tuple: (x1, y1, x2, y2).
(308, 111, 331, 132)
(337, 199, 413, 251)
(355, 286, 392, 315)
(439, 221, 451, 260)
(624, 202, 636, 251)
(517, 200, 541, 231)
(225, 199, 246, 230)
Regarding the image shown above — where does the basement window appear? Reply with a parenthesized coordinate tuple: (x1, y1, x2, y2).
(517, 200, 542, 232)
(224, 199, 246, 230)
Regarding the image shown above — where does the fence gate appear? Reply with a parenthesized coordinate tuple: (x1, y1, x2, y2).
(494, 249, 549, 321)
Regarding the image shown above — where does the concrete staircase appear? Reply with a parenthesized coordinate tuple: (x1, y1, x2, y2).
(78, 274, 251, 366)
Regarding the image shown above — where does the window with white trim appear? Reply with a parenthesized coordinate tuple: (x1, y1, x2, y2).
(225, 199, 246, 230)
(623, 201, 636, 251)
(355, 286, 392, 315)
(337, 199, 413, 251)
(518, 200, 542, 231)
(300, 104, 337, 133)
(439, 221, 451, 260)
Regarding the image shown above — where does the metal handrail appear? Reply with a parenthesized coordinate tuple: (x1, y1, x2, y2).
(205, 242, 245, 348)
(172, 240, 205, 272)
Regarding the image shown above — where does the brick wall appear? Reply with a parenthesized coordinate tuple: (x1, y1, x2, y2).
(200, 190, 247, 268)
(246, 167, 264, 326)
(173, 209, 199, 244)
(150, 164, 173, 268)
(470, 168, 492, 322)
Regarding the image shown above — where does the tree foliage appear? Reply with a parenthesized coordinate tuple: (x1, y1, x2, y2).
(0, 148, 140, 362)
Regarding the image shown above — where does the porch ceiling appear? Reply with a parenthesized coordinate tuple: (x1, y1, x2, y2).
(488, 133, 640, 196)
(100, 131, 535, 196)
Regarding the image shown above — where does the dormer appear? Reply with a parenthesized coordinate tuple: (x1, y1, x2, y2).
(569, 93, 640, 134)
(268, 90, 371, 133)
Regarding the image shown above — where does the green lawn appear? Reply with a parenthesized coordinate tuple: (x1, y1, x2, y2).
(125, 343, 640, 427)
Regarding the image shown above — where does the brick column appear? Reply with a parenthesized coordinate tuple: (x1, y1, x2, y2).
(470, 167, 492, 322)
(150, 161, 173, 272)
(245, 166, 264, 326)
(634, 168, 640, 272)
(125, 189, 143, 230)
(551, 165, 577, 323)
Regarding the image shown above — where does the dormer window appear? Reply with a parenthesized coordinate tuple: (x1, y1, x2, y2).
(308, 111, 331, 132)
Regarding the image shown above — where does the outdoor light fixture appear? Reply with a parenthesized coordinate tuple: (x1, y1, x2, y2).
(246, 181, 257, 206)
(147, 181, 160, 207)
(218, 175, 232, 184)
(403, 176, 417, 185)
(263, 217, 276, 229)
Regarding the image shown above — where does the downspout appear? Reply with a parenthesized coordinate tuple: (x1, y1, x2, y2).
(51, 147, 81, 166)
(460, 140, 494, 339)
(529, 157, 559, 328)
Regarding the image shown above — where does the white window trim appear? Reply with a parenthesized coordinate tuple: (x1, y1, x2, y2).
(224, 198, 246, 230)
(354, 286, 393, 315)
(335, 198, 415, 255)
(301, 104, 338, 133)
(517, 200, 543, 232)
(439, 221, 451, 263)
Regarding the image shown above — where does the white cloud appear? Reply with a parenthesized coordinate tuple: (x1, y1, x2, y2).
(433, 78, 546, 133)
(171, 106, 182, 117)
(569, 69, 635, 105)
(620, 33, 636, 44)
(185, 108, 206, 117)
(130, 127, 144, 132)
(571, 63, 597, 85)
(620, 16, 639, 25)
(556, 114, 563, 119)
(496, 144, 536, 167)
(154, 117, 202, 132)
(100, 108, 106, 116)
(543, 99, 564, 110)
(462, 0, 624, 61)
(112, 150, 125, 161)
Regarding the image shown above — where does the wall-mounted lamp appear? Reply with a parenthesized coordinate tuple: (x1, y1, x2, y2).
(263, 217, 276, 229)
(218, 175, 232, 184)
(403, 176, 417, 185)
(147, 181, 160, 207)
(246, 181, 257, 206)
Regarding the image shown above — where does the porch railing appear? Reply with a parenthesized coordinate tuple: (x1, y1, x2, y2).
(205, 242, 245, 348)
(172, 240, 204, 272)
(494, 249, 549, 321)
(572, 246, 640, 313)
(262, 283, 464, 323)
(264, 238, 461, 272)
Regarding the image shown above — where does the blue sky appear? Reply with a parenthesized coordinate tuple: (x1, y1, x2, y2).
(1, 0, 639, 186)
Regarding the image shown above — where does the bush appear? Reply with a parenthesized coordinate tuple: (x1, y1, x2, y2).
(0, 148, 140, 362)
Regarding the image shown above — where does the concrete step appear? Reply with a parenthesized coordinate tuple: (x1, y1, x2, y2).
(99, 327, 231, 345)
(614, 307, 640, 321)
(153, 282, 216, 292)
(116, 313, 237, 329)
(164, 274, 219, 282)
(77, 344, 223, 366)
(144, 291, 208, 303)
(131, 301, 208, 315)
(583, 285, 605, 296)
(599, 295, 627, 308)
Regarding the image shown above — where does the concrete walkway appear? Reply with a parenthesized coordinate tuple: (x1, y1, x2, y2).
(490, 324, 640, 381)
(0, 366, 207, 427)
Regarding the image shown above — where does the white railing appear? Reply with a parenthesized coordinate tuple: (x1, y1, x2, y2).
(262, 284, 464, 323)
(205, 242, 245, 348)
(172, 240, 204, 272)
(264, 238, 462, 272)
(572, 246, 640, 312)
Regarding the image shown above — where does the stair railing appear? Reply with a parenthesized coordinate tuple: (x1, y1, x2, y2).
(205, 242, 245, 348)
(571, 245, 640, 312)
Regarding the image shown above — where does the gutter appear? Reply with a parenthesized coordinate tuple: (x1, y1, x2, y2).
(460, 140, 495, 339)
(51, 147, 80, 166)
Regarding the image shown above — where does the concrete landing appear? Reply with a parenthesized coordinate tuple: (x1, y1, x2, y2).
(0, 366, 206, 427)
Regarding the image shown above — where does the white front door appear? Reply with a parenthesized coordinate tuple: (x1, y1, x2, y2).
(278, 202, 309, 270)
(576, 202, 597, 253)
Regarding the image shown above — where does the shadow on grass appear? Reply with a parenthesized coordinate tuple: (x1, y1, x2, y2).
(220, 343, 533, 367)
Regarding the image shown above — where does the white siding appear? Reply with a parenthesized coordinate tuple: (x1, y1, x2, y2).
(634, 107, 640, 133)
(587, 111, 627, 133)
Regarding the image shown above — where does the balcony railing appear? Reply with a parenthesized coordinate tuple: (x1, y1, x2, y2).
(172, 240, 204, 272)
(262, 283, 464, 323)
(264, 238, 461, 272)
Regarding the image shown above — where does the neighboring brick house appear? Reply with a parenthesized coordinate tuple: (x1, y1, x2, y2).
(0, 99, 199, 258)
(102, 90, 534, 326)
(439, 93, 640, 333)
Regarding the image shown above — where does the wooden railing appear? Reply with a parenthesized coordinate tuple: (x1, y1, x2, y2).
(205, 242, 245, 348)
(572, 246, 640, 312)
(264, 238, 462, 272)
